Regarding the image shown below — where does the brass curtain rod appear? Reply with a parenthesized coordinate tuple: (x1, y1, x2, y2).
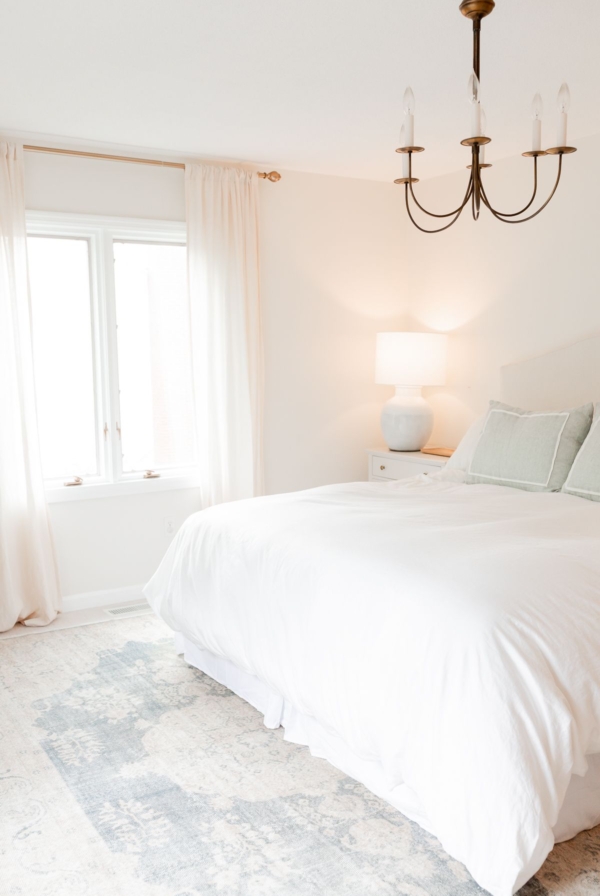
(22, 144, 282, 181)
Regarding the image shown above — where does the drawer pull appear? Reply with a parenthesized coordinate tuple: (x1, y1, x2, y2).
(380, 465, 386, 470)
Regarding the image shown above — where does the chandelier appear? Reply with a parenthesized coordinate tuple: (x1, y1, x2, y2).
(397, 0, 576, 233)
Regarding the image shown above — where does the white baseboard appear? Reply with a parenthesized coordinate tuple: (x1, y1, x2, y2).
(61, 584, 146, 614)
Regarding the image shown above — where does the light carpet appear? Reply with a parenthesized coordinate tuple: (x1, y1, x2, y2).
(1, 615, 598, 896)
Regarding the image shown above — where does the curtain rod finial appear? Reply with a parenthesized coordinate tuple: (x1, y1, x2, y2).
(258, 171, 281, 182)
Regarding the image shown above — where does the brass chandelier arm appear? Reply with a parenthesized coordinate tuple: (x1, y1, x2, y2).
(406, 151, 474, 218)
(480, 155, 563, 224)
(408, 172, 474, 218)
(479, 157, 540, 217)
(404, 181, 473, 233)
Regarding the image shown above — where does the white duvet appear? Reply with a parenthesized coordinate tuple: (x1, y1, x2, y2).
(144, 475, 600, 896)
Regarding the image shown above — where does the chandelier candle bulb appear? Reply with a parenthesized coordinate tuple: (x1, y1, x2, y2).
(468, 71, 482, 137)
(556, 83, 570, 147)
(468, 71, 480, 104)
(532, 93, 543, 151)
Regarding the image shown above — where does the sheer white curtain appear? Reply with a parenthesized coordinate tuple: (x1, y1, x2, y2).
(186, 164, 264, 506)
(0, 142, 61, 632)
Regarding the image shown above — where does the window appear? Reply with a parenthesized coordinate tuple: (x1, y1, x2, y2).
(29, 236, 98, 480)
(26, 213, 196, 499)
(113, 241, 194, 474)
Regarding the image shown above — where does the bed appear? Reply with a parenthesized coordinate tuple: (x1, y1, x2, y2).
(144, 338, 600, 896)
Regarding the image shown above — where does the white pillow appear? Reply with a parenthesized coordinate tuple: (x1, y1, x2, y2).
(444, 415, 486, 472)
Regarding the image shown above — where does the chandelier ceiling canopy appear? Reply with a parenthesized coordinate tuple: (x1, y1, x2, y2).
(397, 0, 577, 233)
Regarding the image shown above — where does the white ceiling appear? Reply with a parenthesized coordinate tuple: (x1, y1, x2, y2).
(1, 0, 598, 182)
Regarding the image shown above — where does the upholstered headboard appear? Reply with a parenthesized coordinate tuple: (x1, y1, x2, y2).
(500, 334, 600, 410)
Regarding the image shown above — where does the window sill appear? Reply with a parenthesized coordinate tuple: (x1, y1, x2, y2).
(45, 473, 201, 503)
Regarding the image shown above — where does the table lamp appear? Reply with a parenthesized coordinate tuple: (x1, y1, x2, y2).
(375, 332, 447, 451)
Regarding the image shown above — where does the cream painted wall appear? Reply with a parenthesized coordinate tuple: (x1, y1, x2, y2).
(49, 491, 202, 598)
(260, 170, 404, 493)
(24, 151, 186, 220)
(402, 132, 600, 449)
(24, 152, 404, 596)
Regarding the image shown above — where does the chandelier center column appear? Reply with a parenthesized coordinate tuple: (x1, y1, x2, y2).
(473, 16, 481, 80)
(460, 0, 495, 81)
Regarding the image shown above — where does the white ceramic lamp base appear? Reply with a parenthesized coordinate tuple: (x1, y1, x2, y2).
(380, 385, 433, 451)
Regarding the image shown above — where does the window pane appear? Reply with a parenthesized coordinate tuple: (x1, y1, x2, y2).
(113, 241, 195, 473)
(28, 236, 98, 480)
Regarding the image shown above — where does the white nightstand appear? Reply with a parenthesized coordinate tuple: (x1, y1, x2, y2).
(367, 448, 447, 482)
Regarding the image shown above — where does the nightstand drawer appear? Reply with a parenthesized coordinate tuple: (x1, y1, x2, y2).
(371, 454, 439, 481)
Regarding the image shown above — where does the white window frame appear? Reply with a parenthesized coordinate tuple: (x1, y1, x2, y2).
(26, 211, 199, 503)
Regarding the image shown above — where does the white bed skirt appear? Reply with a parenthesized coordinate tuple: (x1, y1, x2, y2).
(176, 634, 600, 847)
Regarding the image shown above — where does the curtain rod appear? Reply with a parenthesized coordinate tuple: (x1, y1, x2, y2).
(22, 144, 282, 181)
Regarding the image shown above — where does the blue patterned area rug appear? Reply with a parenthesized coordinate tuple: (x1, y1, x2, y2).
(0, 615, 598, 896)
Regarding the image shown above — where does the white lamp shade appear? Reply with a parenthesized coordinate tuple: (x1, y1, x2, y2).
(375, 332, 447, 386)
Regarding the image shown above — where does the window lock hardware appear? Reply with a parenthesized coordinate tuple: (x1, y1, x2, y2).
(64, 476, 83, 487)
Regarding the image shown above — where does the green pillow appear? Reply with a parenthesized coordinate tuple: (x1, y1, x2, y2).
(466, 400, 593, 492)
(562, 406, 600, 501)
